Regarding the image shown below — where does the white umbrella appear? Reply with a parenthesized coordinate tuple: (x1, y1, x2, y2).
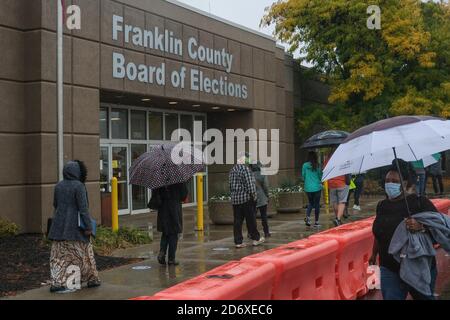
(322, 116, 450, 181)
(422, 155, 438, 168)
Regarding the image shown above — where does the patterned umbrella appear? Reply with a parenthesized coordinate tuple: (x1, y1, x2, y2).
(301, 130, 350, 149)
(129, 143, 205, 189)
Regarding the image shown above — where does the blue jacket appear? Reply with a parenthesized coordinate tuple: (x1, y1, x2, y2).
(48, 162, 93, 242)
(389, 211, 450, 296)
(302, 162, 323, 193)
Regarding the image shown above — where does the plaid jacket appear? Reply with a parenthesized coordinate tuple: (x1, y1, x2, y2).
(229, 164, 257, 205)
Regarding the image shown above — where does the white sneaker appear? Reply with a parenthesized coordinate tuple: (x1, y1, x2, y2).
(235, 243, 246, 248)
(353, 205, 361, 211)
(253, 236, 265, 246)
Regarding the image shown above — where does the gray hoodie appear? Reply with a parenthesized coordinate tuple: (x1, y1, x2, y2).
(48, 161, 92, 242)
(389, 211, 450, 296)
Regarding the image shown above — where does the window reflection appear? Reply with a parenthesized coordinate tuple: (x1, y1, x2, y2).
(111, 109, 128, 139)
(148, 112, 163, 141)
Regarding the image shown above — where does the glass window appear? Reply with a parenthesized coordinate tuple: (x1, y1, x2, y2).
(111, 109, 128, 139)
(100, 108, 109, 139)
(148, 112, 163, 141)
(194, 115, 207, 135)
(180, 114, 193, 138)
(131, 110, 147, 140)
(165, 113, 179, 141)
(112, 146, 128, 210)
(131, 144, 148, 210)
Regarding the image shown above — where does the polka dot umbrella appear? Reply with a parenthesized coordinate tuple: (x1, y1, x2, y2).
(129, 143, 205, 190)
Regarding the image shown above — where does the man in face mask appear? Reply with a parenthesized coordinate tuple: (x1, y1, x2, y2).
(370, 163, 439, 300)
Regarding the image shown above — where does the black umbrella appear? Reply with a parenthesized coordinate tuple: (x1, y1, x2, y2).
(129, 143, 205, 190)
(301, 130, 350, 149)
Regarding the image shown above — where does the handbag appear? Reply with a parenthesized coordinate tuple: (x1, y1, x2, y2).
(78, 212, 97, 237)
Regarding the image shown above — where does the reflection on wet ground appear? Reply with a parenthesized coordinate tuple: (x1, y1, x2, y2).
(6, 196, 450, 300)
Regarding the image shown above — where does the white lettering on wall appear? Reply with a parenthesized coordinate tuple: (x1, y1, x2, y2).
(111, 15, 249, 100)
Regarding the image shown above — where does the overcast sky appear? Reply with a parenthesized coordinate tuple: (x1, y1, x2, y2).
(174, 0, 284, 48)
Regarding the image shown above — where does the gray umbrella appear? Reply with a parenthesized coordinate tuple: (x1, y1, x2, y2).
(301, 130, 350, 149)
(129, 144, 205, 189)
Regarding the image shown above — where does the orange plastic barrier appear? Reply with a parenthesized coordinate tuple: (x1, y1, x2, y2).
(310, 221, 374, 300)
(431, 198, 450, 215)
(242, 237, 340, 300)
(153, 260, 276, 300)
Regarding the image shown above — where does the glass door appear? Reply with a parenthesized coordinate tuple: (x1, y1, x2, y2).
(130, 144, 148, 213)
(100, 145, 110, 193)
(112, 145, 129, 215)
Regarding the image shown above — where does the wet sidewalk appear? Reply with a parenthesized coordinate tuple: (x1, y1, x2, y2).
(4, 197, 386, 300)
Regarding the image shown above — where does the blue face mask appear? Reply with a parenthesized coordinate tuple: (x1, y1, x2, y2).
(385, 182, 402, 199)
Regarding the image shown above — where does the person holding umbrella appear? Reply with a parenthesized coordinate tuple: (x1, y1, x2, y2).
(321, 115, 450, 299)
(151, 183, 188, 266)
(130, 143, 205, 266)
(369, 159, 439, 300)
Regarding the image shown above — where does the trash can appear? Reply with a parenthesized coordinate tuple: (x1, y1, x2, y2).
(101, 192, 112, 227)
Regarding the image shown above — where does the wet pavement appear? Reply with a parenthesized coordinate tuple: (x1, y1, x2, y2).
(5, 195, 449, 300)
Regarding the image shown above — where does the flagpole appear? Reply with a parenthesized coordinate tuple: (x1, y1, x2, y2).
(57, 0, 64, 181)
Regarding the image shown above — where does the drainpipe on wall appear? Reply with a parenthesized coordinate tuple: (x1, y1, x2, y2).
(57, 0, 64, 181)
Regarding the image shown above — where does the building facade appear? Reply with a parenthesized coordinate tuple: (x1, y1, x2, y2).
(0, 0, 304, 233)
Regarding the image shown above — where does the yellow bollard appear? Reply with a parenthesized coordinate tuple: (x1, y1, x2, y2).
(196, 173, 204, 231)
(323, 180, 329, 206)
(111, 177, 119, 232)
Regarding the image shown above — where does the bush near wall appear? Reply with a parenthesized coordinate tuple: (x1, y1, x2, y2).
(0, 218, 20, 238)
(93, 226, 152, 255)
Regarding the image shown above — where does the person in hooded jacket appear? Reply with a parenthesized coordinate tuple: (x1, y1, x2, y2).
(48, 160, 100, 293)
(250, 162, 271, 238)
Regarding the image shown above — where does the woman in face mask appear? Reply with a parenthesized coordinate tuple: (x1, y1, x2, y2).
(369, 159, 439, 300)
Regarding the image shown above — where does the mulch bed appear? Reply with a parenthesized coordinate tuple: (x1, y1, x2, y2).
(0, 234, 143, 297)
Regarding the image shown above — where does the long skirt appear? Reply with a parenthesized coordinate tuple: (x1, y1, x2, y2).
(50, 241, 99, 288)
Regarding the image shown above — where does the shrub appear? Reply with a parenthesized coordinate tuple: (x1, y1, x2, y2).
(93, 226, 151, 255)
(117, 227, 152, 245)
(0, 218, 20, 238)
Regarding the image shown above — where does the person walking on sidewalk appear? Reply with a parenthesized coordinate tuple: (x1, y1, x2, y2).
(48, 160, 100, 293)
(151, 183, 188, 266)
(250, 162, 271, 238)
(429, 153, 444, 196)
(302, 151, 323, 227)
(325, 149, 351, 226)
(411, 159, 426, 196)
(230, 156, 265, 248)
(352, 173, 366, 211)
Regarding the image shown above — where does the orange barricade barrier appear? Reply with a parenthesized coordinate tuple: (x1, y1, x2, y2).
(431, 198, 450, 215)
(242, 237, 340, 300)
(310, 221, 374, 300)
(153, 260, 276, 300)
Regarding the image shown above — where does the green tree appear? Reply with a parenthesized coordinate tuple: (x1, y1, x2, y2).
(263, 0, 450, 131)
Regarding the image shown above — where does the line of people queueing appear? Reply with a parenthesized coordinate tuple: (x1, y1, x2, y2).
(302, 150, 366, 227)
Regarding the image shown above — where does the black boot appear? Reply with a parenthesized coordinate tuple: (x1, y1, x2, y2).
(87, 280, 101, 288)
(157, 252, 166, 265)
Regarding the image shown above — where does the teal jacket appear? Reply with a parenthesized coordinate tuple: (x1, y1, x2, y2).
(302, 162, 323, 193)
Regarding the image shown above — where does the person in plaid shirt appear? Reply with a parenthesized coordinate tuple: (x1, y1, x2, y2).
(229, 155, 265, 248)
